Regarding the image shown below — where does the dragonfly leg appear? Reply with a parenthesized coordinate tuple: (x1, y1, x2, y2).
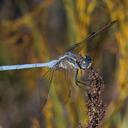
(75, 69, 90, 89)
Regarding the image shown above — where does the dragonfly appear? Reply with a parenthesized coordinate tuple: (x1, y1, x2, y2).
(0, 20, 117, 106)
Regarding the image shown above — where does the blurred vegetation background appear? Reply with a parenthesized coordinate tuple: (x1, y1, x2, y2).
(0, 0, 127, 128)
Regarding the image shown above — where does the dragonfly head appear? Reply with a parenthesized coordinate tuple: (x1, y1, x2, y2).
(79, 56, 92, 69)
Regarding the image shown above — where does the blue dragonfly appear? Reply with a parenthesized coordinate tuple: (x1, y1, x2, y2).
(0, 20, 117, 107)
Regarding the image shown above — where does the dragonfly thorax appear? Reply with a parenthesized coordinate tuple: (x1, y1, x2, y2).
(56, 52, 79, 69)
(57, 57, 79, 69)
(56, 52, 92, 70)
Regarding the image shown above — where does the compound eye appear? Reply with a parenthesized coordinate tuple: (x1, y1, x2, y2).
(82, 60, 86, 64)
(85, 56, 91, 62)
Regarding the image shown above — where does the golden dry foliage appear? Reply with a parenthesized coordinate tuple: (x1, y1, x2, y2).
(0, 0, 127, 128)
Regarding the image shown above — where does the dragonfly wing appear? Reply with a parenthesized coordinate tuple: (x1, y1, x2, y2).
(67, 41, 87, 55)
(66, 32, 95, 54)
(53, 68, 73, 105)
(38, 68, 54, 110)
(67, 21, 117, 54)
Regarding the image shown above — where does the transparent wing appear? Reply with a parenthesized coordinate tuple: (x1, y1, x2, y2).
(66, 20, 117, 54)
(38, 68, 55, 110)
(53, 68, 74, 105)
(66, 31, 96, 54)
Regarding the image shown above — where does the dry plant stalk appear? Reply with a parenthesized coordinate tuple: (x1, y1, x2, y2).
(78, 68, 105, 128)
